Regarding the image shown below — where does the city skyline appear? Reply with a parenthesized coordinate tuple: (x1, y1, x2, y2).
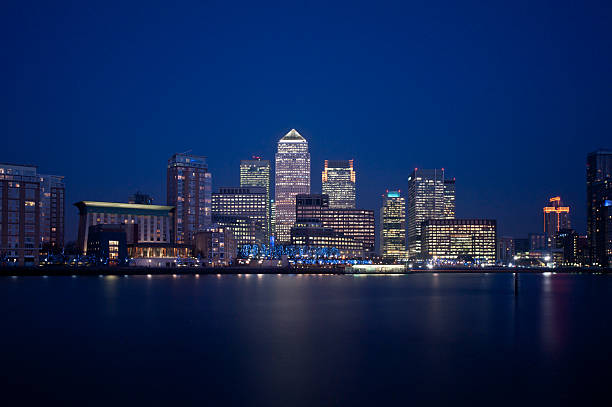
(2, 2, 611, 245)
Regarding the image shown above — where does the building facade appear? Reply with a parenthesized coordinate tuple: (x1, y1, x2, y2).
(543, 196, 570, 248)
(380, 190, 406, 261)
(587, 149, 612, 267)
(422, 219, 497, 264)
(296, 194, 375, 256)
(86, 224, 128, 266)
(0, 164, 41, 265)
(498, 236, 515, 265)
(194, 226, 237, 266)
(240, 157, 271, 239)
(167, 153, 212, 245)
(290, 221, 364, 258)
(212, 186, 267, 246)
(407, 168, 455, 257)
(274, 129, 310, 243)
(39, 174, 65, 250)
(75, 201, 174, 255)
(322, 159, 356, 209)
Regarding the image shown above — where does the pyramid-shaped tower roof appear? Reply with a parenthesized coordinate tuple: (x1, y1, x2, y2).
(279, 129, 306, 143)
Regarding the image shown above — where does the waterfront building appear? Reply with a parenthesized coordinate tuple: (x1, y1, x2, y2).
(290, 221, 364, 258)
(167, 153, 212, 245)
(211, 214, 264, 248)
(74, 201, 174, 255)
(212, 186, 267, 246)
(194, 226, 237, 266)
(240, 157, 271, 239)
(296, 194, 375, 256)
(543, 196, 570, 248)
(407, 168, 455, 257)
(587, 149, 612, 267)
(129, 192, 154, 205)
(380, 190, 406, 261)
(39, 174, 65, 250)
(322, 160, 356, 209)
(514, 238, 530, 254)
(274, 129, 310, 243)
(498, 236, 515, 264)
(270, 199, 276, 242)
(421, 219, 497, 264)
(86, 224, 128, 266)
(0, 164, 41, 266)
(529, 232, 547, 251)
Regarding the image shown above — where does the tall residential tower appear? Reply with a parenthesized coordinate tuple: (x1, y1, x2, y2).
(322, 160, 356, 209)
(274, 129, 310, 244)
(167, 153, 212, 245)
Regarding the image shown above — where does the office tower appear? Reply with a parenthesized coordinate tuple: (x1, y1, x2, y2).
(291, 220, 365, 258)
(421, 219, 497, 264)
(74, 201, 175, 254)
(39, 174, 65, 250)
(380, 190, 406, 261)
(0, 164, 40, 266)
(240, 157, 271, 239)
(587, 149, 612, 266)
(270, 199, 276, 242)
(322, 160, 356, 209)
(407, 168, 455, 257)
(129, 192, 154, 205)
(543, 196, 570, 247)
(275, 129, 310, 243)
(295, 194, 375, 256)
(498, 236, 515, 264)
(167, 153, 212, 245)
(212, 186, 267, 246)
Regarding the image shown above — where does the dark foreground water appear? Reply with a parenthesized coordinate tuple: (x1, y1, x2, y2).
(1, 273, 611, 406)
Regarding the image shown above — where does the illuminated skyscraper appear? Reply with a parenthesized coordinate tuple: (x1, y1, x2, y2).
(212, 186, 267, 247)
(40, 174, 65, 250)
(240, 157, 271, 239)
(407, 168, 455, 257)
(587, 149, 612, 266)
(274, 129, 310, 243)
(380, 190, 406, 261)
(543, 196, 570, 248)
(167, 153, 212, 245)
(322, 160, 356, 209)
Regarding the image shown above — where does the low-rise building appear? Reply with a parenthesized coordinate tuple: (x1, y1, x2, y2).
(422, 219, 497, 264)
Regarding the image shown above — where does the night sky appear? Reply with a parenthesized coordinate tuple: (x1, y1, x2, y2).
(2, 0, 611, 242)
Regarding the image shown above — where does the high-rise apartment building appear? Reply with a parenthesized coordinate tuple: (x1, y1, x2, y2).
(212, 186, 267, 246)
(0, 164, 40, 266)
(380, 190, 406, 261)
(274, 129, 310, 243)
(543, 196, 570, 248)
(586, 149, 612, 267)
(167, 153, 212, 245)
(0, 164, 66, 265)
(240, 157, 271, 239)
(407, 168, 455, 257)
(295, 194, 375, 256)
(322, 160, 356, 209)
(422, 219, 497, 264)
(40, 174, 65, 249)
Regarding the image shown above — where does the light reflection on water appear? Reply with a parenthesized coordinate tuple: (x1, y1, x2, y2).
(1, 273, 611, 405)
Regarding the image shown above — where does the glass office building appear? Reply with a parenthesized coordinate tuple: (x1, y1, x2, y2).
(274, 129, 310, 243)
(322, 159, 356, 209)
(212, 186, 267, 246)
(586, 149, 612, 267)
(407, 168, 455, 257)
(422, 219, 497, 264)
(240, 157, 271, 239)
(380, 190, 406, 261)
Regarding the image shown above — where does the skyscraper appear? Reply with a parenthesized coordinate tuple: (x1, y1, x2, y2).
(274, 129, 310, 244)
(240, 157, 271, 239)
(543, 196, 570, 248)
(407, 168, 455, 257)
(587, 149, 612, 266)
(167, 153, 212, 245)
(39, 174, 65, 250)
(380, 190, 406, 261)
(322, 160, 356, 209)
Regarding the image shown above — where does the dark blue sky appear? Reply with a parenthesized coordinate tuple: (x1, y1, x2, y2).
(2, 0, 611, 241)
